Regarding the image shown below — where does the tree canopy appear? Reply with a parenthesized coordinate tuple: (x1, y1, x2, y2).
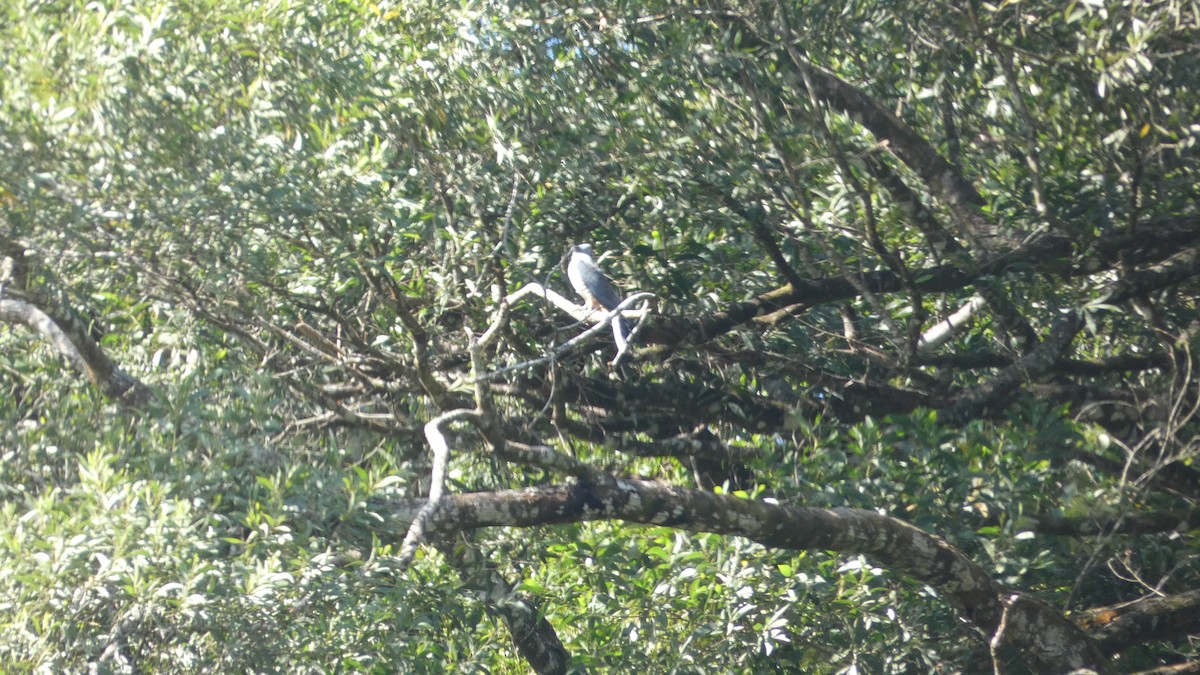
(2, 0, 1200, 672)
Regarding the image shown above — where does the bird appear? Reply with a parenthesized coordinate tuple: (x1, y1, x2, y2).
(567, 243, 633, 354)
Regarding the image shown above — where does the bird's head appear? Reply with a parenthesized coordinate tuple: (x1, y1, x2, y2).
(572, 243, 594, 257)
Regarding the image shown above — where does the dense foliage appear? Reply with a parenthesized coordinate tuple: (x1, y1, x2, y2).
(2, 0, 1199, 672)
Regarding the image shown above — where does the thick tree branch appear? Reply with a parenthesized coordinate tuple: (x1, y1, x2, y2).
(1105, 248, 1200, 305)
(434, 538, 571, 675)
(1130, 661, 1200, 675)
(919, 352, 1171, 376)
(1080, 589, 1200, 656)
(376, 477, 1113, 673)
(1024, 509, 1200, 537)
(715, 8, 1011, 251)
(0, 297, 152, 406)
(398, 409, 479, 565)
(677, 216, 1194, 347)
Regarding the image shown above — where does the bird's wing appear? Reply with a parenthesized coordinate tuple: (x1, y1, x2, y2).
(568, 247, 634, 357)
(569, 254, 622, 310)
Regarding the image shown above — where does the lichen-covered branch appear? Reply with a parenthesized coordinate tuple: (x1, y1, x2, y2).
(376, 477, 1113, 674)
(1080, 589, 1200, 656)
(0, 297, 152, 406)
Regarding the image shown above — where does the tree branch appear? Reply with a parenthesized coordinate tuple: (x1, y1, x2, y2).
(939, 311, 1084, 425)
(375, 477, 1113, 673)
(1080, 589, 1200, 656)
(0, 297, 152, 406)
(918, 294, 986, 352)
(433, 537, 571, 675)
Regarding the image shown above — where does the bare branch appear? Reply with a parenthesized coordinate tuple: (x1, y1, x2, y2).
(919, 294, 986, 352)
(473, 291, 654, 382)
(398, 409, 480, 566)
(504, 282, 649, 323)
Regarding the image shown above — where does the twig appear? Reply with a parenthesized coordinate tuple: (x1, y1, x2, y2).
(991, 593, 1019, 675)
